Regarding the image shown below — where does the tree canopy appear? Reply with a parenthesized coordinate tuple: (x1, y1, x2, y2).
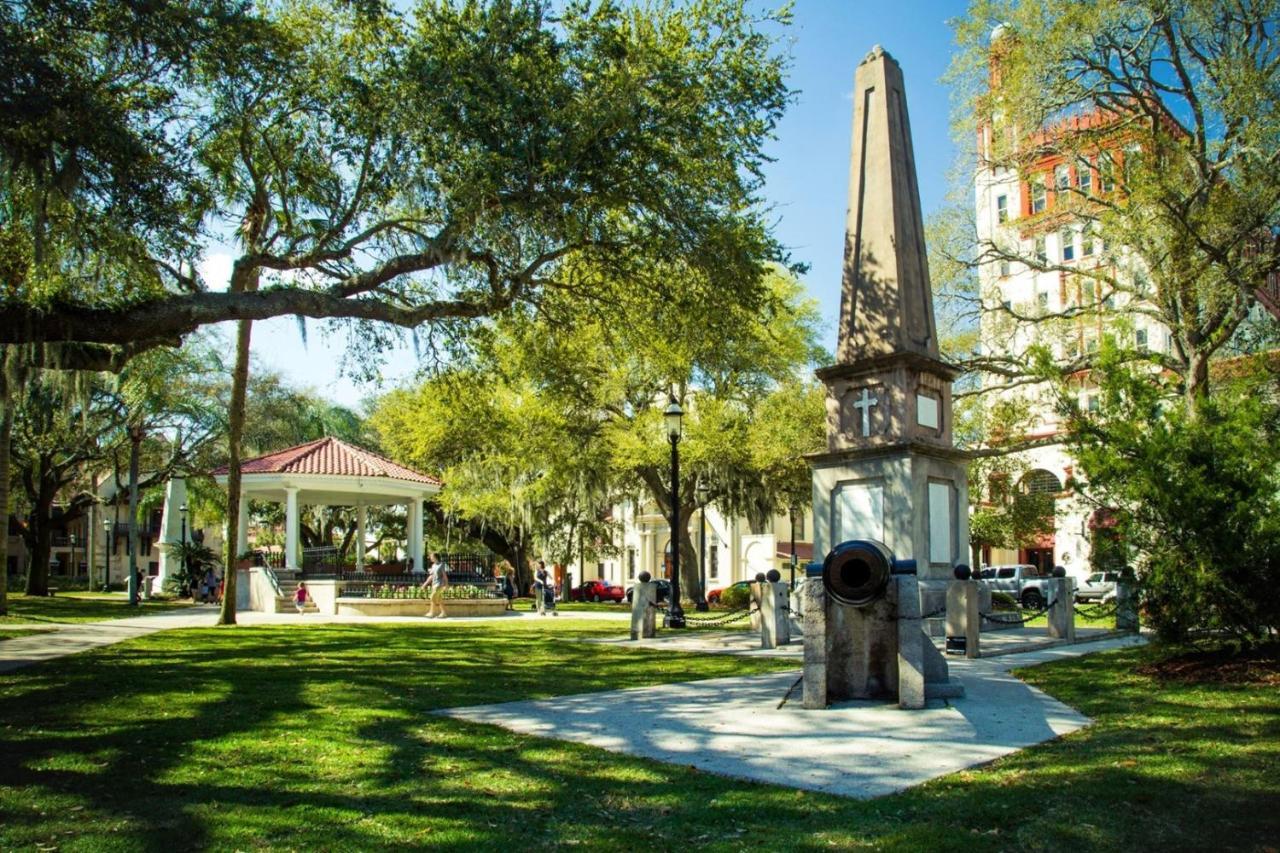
(0, 0, 795, 367)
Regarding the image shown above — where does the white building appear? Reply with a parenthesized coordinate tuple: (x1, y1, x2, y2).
(579, 497, 814, 595)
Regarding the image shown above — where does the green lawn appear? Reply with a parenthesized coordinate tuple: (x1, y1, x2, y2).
(0, 621, 1276, 851)
(0, 627, 56, 642)
(0, 593, 194, 625)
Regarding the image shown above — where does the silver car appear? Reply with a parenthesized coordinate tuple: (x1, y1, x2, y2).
(1075, 571, 1120, 603)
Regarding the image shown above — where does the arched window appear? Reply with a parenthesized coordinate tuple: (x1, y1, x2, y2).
(1022, 469, 1063, 495)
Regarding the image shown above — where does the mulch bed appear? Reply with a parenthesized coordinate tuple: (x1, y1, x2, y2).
(1137, 641, 1280, 685)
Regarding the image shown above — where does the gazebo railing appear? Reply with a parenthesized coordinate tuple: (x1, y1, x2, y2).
(338, 553, 499, 598)
(302, 546, 340, 574)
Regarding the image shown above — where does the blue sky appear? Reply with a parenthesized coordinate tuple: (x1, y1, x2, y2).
(240, 0, 973, 409)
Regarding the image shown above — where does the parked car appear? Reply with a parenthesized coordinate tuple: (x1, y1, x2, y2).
(977, 564, 1056, 609)
(624, 579, 671, 603)
(1075, 571, 1121, 603)
(569, 580, 625, 603)
(706, 580, 752, 605)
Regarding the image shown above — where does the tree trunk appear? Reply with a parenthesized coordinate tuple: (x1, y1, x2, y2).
(24, 465, 56, 596)
(219, 317, 254, 625)
(127, 426, 142, 605)
(0, 351, 10, 615)
(1186, 352, 1211, 414)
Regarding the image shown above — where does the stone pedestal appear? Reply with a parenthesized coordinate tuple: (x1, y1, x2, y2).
(1115, 580, 1140, 632)
(759, 581, 791, 649)
(1046, 578, 1076, 641)
(802, 549, 961, 710)
(945, 580, 980, 659)
(630, 582, 657, 640)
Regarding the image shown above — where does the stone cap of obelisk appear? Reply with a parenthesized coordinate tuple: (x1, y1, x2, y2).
(834, 44, 940, 365)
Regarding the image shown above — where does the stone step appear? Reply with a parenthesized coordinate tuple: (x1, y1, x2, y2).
(274, 597, 319, 614)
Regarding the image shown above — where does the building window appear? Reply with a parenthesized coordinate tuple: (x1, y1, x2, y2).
(1083, 280, 1096, 303)
(1135, 328, 1148, 350)
(999, 258, 1010, 277)
(709, 544, 719, 579)
(627, 548, 636, 579)
(1054, 163, 1070, 192)
(1087, 394, 1100, 413)
(1085, 335, 1099, 353)
(1060, 229, 1075, 262)
(1103, 294, 1116, 310)
(1031, 179, 1047, 214)
(1099, 153, 1115, 193)
(1034, 236, 1047, 264)
(1082, 228, 1096, 256)
(1076, 159, 1092, 194)
(1022, 469, 1063, 495)
(996, 194, 1008, 224)
(1037, 291, 1049, 309)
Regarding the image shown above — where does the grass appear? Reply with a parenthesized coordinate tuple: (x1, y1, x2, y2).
(0, 627, 56, 642)
(1, 621, 1276, 851)
(0, 592, 194, 625)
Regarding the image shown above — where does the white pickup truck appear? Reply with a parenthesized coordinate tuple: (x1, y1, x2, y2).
(977, 564, 1058, 609)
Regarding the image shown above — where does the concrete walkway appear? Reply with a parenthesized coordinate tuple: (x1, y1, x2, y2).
(436, 634, 1147, 800)
(0, 606, 628, 674)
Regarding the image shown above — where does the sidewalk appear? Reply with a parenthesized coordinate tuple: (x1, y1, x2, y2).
(438, 634, 1148, 800)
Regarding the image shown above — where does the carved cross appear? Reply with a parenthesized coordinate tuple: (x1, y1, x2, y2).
(851, 386, 878, 437)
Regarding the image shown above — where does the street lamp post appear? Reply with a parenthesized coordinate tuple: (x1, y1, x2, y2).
(68, 533, 77, 581)
(663, 399, 686, 628)
(180, 504, 189, 597)
(101, 517, 112, 592)
(695, 480, 709, 612)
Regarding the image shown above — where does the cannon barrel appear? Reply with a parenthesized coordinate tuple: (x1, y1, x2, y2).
(821, 539, 914, 608)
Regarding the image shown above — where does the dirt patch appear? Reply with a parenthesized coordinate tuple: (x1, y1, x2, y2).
(1137, 642, 1280, 685)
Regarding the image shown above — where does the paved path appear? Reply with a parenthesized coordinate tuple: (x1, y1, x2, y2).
(584, 625, 1132, 659)
(437, 634, 1147, 800)
(0, 607, 628, 674)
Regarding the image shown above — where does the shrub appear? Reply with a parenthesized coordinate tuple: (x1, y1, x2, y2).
(719, 584, 751, 609)
(991, 591, 1019, 611)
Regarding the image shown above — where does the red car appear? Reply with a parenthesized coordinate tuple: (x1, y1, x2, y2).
(569, 580, 626, 603)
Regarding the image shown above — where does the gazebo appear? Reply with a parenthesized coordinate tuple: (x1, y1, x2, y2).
(213, 437, 442, 572)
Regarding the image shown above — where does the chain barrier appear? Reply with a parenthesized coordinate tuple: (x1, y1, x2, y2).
(981, 598, 1058, 626)
(1074, 602, 1117, 620)
(681, 606, 757, 628)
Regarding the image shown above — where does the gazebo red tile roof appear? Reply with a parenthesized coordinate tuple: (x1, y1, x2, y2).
(214, 437, 441, 486)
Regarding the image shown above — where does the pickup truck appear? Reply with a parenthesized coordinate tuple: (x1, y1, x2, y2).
(977, 564, 1057, 609)
(1075, 571, 1120, 603)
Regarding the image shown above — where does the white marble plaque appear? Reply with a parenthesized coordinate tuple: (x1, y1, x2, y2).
(928, 481, 952, 564)
(916, 393, 939, 430)
(834, 482, 884, 544)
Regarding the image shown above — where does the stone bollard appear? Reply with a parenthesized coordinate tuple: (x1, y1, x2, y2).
(1115, 578, 1139, 632)
(944, 566, 980, 659)
(801, 569, 828, 709)
(1045, 575, 1076, 641)
(759, 570, 790, 649)
(749, 572, 766, 631)
(630, 572, 657, 641)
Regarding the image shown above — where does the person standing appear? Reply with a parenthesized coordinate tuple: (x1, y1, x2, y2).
(425, 552, 450, 618)
(537, 560, 558, 617)
(495, 560, 516, 610)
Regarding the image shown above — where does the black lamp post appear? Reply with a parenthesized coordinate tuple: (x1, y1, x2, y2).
(179, 504, 189, 596)
(695, 480, 709, 612)
(101, 516, 112, 592)
(663, 399, 686, 628)
(68, 533, 77, 580)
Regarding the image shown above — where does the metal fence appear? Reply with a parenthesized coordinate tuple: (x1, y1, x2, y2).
(337, 553, 501, 598)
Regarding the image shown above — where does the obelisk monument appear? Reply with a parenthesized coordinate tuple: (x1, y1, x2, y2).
(809, 46, 969, 610)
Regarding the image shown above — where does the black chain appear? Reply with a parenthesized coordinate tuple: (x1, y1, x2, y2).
(1074, 602, 1117, 620)
(982, 598, 1059, 626)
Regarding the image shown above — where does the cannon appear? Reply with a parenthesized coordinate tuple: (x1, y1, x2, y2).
(821, 539, 917, 607)
(803, 539, 962, 709)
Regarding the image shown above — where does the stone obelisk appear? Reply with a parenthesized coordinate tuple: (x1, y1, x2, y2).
(809, 46, 969, 610)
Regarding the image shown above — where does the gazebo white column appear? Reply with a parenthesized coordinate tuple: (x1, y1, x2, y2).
(236, 495, 249, 556)
(285, 487, 300, 571)
(355, 505, 367, 572)
(408, 498, 424, 572)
